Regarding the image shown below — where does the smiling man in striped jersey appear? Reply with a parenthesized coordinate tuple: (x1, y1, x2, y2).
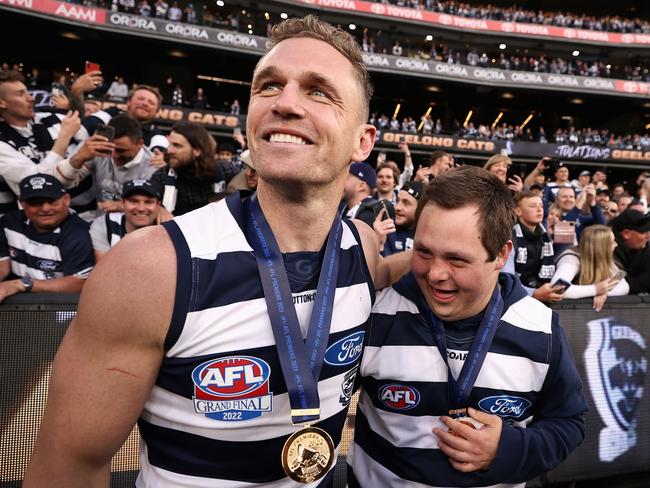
(348, 165, 587, 488)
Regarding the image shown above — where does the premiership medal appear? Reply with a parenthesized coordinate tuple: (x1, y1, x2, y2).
(247, 196, 343, 483)
(447, 408, 483, 437)
(281, 426, 335, 483)
(419, 281, 503, 435)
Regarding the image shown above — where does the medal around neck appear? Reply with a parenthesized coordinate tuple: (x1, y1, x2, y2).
(281, 425, 335, 483)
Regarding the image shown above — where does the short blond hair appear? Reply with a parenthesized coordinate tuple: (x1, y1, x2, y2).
(263, 15, 372, 119)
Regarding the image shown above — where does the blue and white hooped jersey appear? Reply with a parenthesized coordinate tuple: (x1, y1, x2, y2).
(347, 272, 587, 488)
(137, 193, 374, 487)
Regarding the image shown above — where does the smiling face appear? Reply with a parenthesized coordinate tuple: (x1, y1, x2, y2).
(488, 161, 508, 183)
(412, 204, 509, 322)
(123, 193, 160, 231)
(22, 195, 70, 233)
(246, 37, 375, 191)
(395, 190, 417, 228)
(127, 88, 160, 122)
(376, 167, 395, 194)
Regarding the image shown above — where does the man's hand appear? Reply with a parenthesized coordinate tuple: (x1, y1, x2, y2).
(149, 149, 166, 169)
(584, 184, 596, 207)
(372, 207, 395, 249)
(0, 279, 24, 303)
(98, 200, 124, 213)
(233, 129, 246, 149)
(414, 166, 431, 183)
(70, 135, 114, 169)
(533, 283, 566, 303)
(507, 175, 523, 193)
(52, 92, 71, 110)
(71, 71, 103, 97)
(59, 111, 81, 139)
(433, 408, 503, 472)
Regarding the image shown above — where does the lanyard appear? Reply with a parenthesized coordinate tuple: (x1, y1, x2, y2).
(421, 285, 503, 413)
(247, 195, 342, 424)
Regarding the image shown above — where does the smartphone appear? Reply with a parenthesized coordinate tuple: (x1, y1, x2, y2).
(95, 124, 115, 142)
(372, 201, 388, 221)
(233, 127, 242, 136)
(553, 220, 576, 244)
(553, 278, 572, 292)
(85, 61, 101, 74)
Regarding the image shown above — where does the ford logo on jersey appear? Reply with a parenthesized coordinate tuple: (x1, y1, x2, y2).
(324, 331, 365, 366)
(191, 356, 272, 421)
(478, 395, 532, 419)
(379, 384, 420, 410)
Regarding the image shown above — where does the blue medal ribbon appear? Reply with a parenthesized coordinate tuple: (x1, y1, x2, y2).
(247, 194, 342, 425)
(421, 285, 504, 416)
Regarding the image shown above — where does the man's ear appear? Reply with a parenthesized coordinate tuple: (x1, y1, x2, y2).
(350, 124, 377, 163)
(495, 240, 513, 270)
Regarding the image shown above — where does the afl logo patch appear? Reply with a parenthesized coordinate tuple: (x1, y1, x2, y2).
(191, 355, 273, 421)
(324, 331, 365, 366)
(379, 384, 420, 410)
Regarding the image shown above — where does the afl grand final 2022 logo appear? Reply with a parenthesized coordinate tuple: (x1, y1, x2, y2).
(584, 317, 647, 462)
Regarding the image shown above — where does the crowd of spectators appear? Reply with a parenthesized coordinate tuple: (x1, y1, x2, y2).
(361, 29, 650, 81)
(378, 0, 650, 34)
(369, 111, 650, 150)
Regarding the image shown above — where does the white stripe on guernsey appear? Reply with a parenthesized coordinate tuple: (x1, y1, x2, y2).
(176, 202, 252, 259)
(74, 266, 93, 280)
(362, 346, 549, 392)
(361, 345, 447, 382)
(149, 133, 169, 150)
(175, 200, 359, 261)
(357, 389, 444, 450)
(93, 110, 112, 125)
(168, 282, 371, 358)
(141, 371, 353, 442)
(10, 261, 59, 281)
(5, 228, 63, 261)
(371, 287, 419, 315)
(347, 442, 523, 488)
(502, 296, 552, 334)
(137, 442, 338, 487)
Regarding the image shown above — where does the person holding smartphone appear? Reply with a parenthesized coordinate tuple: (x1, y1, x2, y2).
(551, 225, 629, 311)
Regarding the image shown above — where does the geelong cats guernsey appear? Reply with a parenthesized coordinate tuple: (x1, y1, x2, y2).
(137, 193, 374, 487)
(348, 272, 587, 488)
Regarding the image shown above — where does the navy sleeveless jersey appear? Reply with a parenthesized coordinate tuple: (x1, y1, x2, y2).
(137, 193, 374, 487)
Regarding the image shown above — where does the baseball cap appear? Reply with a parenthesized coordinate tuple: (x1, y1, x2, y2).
(401, 181, 424, 201)
(579, 170, 591, 177)
(610, 209, 650, 232)
(349, 162, 377, 189)
(122, 179, 162, 200)
(19, 174, 67, 201)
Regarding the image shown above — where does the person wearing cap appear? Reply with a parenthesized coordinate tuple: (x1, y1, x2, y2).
(226, 149, 258, 194)
(373, 181, 423, 256)
(90, 179, 165, 262)
(344, 161, 395, 228)
(483, 153, 523, 193)
(0, 174, 94, 302)
(571, 170, 591, 194)
(163, 121, 222, 216)
(215, 141, 241, 185)
(611, 209, 650, 294)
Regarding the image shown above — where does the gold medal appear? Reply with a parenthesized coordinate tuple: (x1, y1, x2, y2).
(447, 409, 483, 437)
(281, 426, 335, 483)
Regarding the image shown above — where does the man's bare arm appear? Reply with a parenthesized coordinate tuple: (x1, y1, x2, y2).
(352, 220, 411, 290)
(24, 226, 176, 487)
